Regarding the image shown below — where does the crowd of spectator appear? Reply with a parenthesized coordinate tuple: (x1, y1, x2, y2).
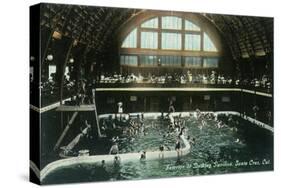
(40, 74, 76, 106)
(40, 70, 272, 106)
(98, 71, 272, 91)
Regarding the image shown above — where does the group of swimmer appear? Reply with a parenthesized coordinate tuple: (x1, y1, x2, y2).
(192, 109, 244, 145)
(106, 114, 189, 164)
(190, 108, 240, 132)
(124, 118, 146, 138)
(102, 100, 244, 168)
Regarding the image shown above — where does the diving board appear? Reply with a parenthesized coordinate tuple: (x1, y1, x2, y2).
(30, 97, 71, 113)
(56, 105, 96, 112)
(54, 90, 102, 151)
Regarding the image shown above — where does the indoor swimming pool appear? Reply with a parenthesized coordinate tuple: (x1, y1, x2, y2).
(42, 112, 273, 184)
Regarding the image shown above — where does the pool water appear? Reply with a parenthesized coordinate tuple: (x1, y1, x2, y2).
(43, 114, 273, 184)
(118, 118, 179, 153)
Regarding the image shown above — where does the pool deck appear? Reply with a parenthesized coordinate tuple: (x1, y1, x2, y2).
(40, 134, 190, 181)
(214, 111, 273, 133)
(32, 87, 272, 114)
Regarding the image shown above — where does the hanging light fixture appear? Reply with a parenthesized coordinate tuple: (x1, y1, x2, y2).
(69, 58, 74, 63)
(52, 31, 62, 39)
(46, 54, 53, 61)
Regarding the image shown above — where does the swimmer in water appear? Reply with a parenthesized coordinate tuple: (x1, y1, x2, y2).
(101, 160, 106, 168)
(187, 135, 195, 144)
(113, 156, 121, 166)
(217, 120, 223, 129)
(140, 151, 146, 160)
(163, 131, 171, 138)
(192, 138, 196, 144)
(230, 127, 238, 132)
(234, 138, 242, 144)
(175, 127, 180, 134)
(130, 137, 135, 142)
(214, 113, 218, 121)
(202, 119, 206, 127)
(180, 127, 185, 136)
(190, 138, 195, 145)
(159, 145, 165, 159)
(198, 119, 205, 130)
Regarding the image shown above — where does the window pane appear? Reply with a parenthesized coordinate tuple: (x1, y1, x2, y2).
(203, 32, 217, 51)
(203, 57, 219, 68)
(185, 34, 201, 51)
(162, 16, 182, 30)
(141, 32, 158, 49)
(141, 17, 158, 28)
(120, 55, 138, 66)
(184, 57, 202, 68)
(159, 55, 181, 67)
(185, 20, 200, 31)
(139, 55, 158, 66)
(161, 32, 182, 50)
(121, 28, 137, 48)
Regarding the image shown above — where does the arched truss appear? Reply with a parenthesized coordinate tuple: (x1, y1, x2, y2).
(39, 4, 273, 101)
(40, 4, 273, 63)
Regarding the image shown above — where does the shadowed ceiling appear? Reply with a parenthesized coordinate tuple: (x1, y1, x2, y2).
(40, 3, 273, 61)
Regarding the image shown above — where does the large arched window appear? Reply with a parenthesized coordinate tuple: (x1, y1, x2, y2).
(120, 15, 220, 68)
(121, 28, 137, 48)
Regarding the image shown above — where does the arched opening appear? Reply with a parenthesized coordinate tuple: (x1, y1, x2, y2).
(118, 13, 223, 75)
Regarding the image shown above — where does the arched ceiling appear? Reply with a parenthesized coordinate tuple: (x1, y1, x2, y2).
(40, 3, 273, 61)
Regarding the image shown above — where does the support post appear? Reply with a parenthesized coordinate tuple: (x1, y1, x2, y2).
(92, 89, 101, 138)
(54, 111, 78, 151)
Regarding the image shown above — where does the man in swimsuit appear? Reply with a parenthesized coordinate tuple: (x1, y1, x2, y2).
(109, 142, 119, 155)
(175, 139, 182, 158)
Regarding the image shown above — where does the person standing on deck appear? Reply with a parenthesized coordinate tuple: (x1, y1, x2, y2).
(117, 102, 123, 113)
(117, 102, 123, 121)
(109, 142, 119, 155)
(168, 99, 175, 113)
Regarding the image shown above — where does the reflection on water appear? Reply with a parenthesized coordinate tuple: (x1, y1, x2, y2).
(43, 115, 273, 184)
